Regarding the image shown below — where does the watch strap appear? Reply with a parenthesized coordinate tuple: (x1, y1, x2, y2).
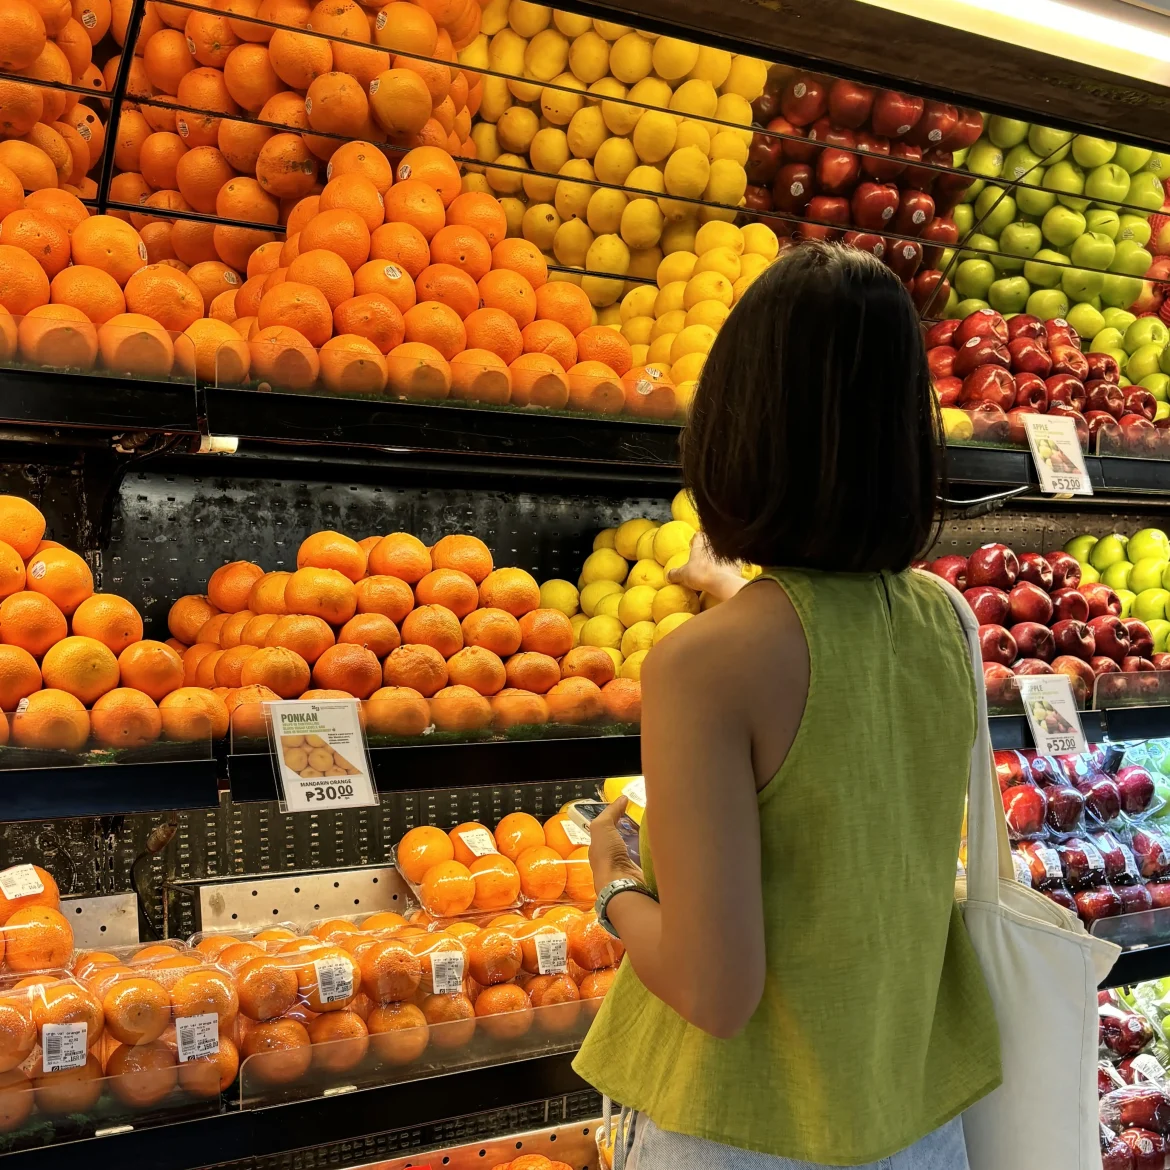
(595, 877, 656, 938)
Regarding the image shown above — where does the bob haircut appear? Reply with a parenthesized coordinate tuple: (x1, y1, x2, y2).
(681, 241, 941, 573)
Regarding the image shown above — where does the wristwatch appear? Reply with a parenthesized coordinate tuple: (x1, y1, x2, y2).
(595, 877, 658, 938)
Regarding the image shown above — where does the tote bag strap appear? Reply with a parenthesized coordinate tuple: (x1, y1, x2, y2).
(913, 569, 1014, 905)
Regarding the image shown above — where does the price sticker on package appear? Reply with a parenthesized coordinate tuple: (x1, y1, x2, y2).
(41, 1022, 88, 1072)
(457, 828, 496, 857)
(535, 931, 568, 975)
(267, 700, 378, 812)
(1022, 413, 1093, 497)
(1016, 674, 1087, 758)
(621, 777, 646, 807)
(313, 955, 355, 1004)
(0, 865, 44, 900)
(562, 819, 591, 847)
(430, 951, 464, 995)
(175, 1013, 220, 1063)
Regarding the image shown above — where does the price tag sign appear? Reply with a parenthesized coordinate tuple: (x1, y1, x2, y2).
(457, 828, 496, 857)
(430, 951, 464, 995)
(313, 956, 355, 1004)
(1016, 674, 1088, 757)
(268, 700, 379, 812)
(0, 865, 43, 900)
(535, 931, 568, 974)
(1022, 413, 1093, 497)
(41, 1022, 88, 1072)
(175, 1013, 220, 1063)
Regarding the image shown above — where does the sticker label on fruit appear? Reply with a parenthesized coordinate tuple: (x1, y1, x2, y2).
(313, 956, 354, 1004)
(0, 865, 43, 900)
(1017, 674, 1087, 757)
(1120, 845, 1140, 879)
(430, 951, 464, 995)
(267, 700, 379, 813)
(535, 931, 568, 974)
(1130, 1054, 1167, 1084)
(457, 828, 496, 857)
(1034, 844, 1062, 881)
(563, 819, 591, 847)
(1012, 853, 1032, 886)
(622, 777, 646, 806)
(41, 1022, 87, 1072)
(1022, 413, 1092, 497)
(175, 1013, 219, 1063)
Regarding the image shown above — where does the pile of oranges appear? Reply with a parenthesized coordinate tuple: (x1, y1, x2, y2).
(0, 493, 227, 752)
(396, 809, 594, 916)
(169, 526, 641, 743)
(0, 863, 74, 974)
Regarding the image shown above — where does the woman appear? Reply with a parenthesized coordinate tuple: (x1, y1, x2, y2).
(573, 242, 1001, 1169)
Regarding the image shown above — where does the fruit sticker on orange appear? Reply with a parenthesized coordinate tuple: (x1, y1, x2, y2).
(534, 931, 568, 975)
(0, 864, 44, 899)
(1022, 413, 1092, 498)
(175, 1012, 219, 1063)
(1016, 674, 1087, 757)
(267, 699, 379, 813)
(457, 828, 496, 857)
(41, 1021, 88, 1072)
(313, 955, 355, 1004)
(622, 777, 646, 807)
(430, 950, 464, 995)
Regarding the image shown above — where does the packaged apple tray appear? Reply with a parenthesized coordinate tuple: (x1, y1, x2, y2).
(996, 745, 1170, 927)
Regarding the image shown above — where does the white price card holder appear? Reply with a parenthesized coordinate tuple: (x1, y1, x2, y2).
(1016, 674, 1088, 757)
(1022, 413, 1093, 498)
(265, 700, 379, 813)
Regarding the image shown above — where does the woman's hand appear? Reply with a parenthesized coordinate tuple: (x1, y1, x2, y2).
(588, 796, 644, 891)
(667, 532, 749, 602)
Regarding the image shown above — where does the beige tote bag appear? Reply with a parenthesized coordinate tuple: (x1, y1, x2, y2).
(926, 572, 1121, 1170)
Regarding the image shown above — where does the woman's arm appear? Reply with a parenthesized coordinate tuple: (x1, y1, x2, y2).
(589, 606, 771, 1039)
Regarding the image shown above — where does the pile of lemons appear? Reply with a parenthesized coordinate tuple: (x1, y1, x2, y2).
(457, 4, 771, 310)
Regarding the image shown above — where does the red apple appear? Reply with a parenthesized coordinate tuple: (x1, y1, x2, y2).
(1043, 884, 1078, 911)
(1112, 1087, 1170, 1133)
(943, 107, 984, 150)
(954, 338, 1011, 378)
(1058, 836, 1106, 885)
(1125, 620, 1156, 660)
(929, 553, 967, 589)
(966, 401, 1011, 443)
(1019, 839, 1063, 885)
(1118, 882, 1154, 916)
(1046, 402, 1090, 447)
(955, 308, 1009, 346)
(827, 79, 874, 129)
(1008, 336, 1052, 377)
(804, 193, 851, 226)
(1126, 388, 1158, 422)
(910, 270, 950, 314)
(892, 189, 935, 236)
(1045, 784, 1086, 832)
(1008, 581, 1054, 626)
(1006, 314, 1045, 342)
(1013, 658, 1055, 675)
(1086, 351, 1122, 384)
(1054, 654, 1095, 704)
(1092, 656, 1122, 675)
(1132, 826, 1170, 876)
(1121, 1127, 1168, 1169)
(773, 163, 815, 214)
(920, 216, 958, 266)
(1155, 652, 1170, 670)
(1002, 783, 1047, 835)
(1013, 372, 1048, 410)
(1104, 1010, 1158, 1054)
(964, 585, 1011, 625)
(968, 543, 1019, 590)
(1090, 614, 1132, 661)
(1087, 380, 1126, 419)
(816, 148, 860, 196)
(1075, 885, 1123, 922)
(767, 116, 817, 164)
(1052, 587, 1090, 623)
(1052, 619, 1095, 660)
(1088, 411, 1122, 445)
(1051, 343, 1090, 379)
(1100, 1131, 1135, 1169)
(1016, 552, 1053, 591)
(994, 749, 1028, 791)
(1118, 766, 1156, 814)
(1048, 552, 1083, 590)
(905, 100, 957, 149)
(924, 319, 960, 349)
(1046, 373, 1088, 411)
(779, 75, 828, 126)
(885, 238, 922, 280)
(983, 661, 1016, 704)
(1148, 881, 1170, 909)
(842, 230, 886, 259)
(850, 181, 899, 230)
(870, 90, 924, 138)
(1045, 317, 1080, 349)
(1093, 831, 1135, 880)
(1083, 584, 1124, 619)
(1078, 774, 1122, 822)
(934, 376, 962, 407)
(960, 365, 1016, 410)
(1006, 406, 1038, 446)
(978, 622, 1017, 665)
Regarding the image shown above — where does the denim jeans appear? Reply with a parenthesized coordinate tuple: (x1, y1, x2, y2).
(624, 1114, 969, 1170)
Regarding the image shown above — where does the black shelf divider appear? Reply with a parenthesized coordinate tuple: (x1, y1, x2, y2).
(1101, 944, 1170, 990)
(989, 706, 1170, 752)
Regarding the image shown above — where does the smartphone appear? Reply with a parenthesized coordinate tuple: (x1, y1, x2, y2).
(566, 799, 641, 867)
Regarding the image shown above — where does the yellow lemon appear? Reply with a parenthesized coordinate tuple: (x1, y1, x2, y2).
(596, 592, 623, 620)
(653, 521, 697, 567)
(614, 518, 656, 559)
(670, 78, 718, 118)
(672, 488, 700, 527)
(470, 122, 500, 163)
(689, 46, 731, 86)
(582, 547, 629, 584)
(601, 646, 623, 671)
(566, 105, 607, 158)
(621, 649, 650, 680)
(627, 558, 666, 589)
(593, 77, 638, 136)
(461, 173, 491, 195)
(651, 310, 686, 340)
(570, 612, 588, 644)
(586, 233, 630, 274)
(621, 620, 656, 657)
(663, 145, 710, 198)
(676, 379, 697, 412)
(670, 324, 716, 363)
(554, 219, 594, 267)
(580, 614, 624, 650)
(621, 285, 658, 320)
(647, 335, 675, 365)
(539, 579, 580, 616)
(593, 142, 636, 193)
(651, 36, 699, 80)
(609, 31, 652, 83)
(622, 315, 654, 345)
(554, 10, 590, 35)
(704, 158, 748, 208)
(670, 352, 706, 383)
(695, 247, 741, 282)
(710, 132, 749, 165)
(663, 550, 690, 577)
(674, 120, 711, 156)
(479, 0, 508, 34)
(486, 152, 527, 195)
(592, 19, 630, 39)
(633, 111, 678, 165)
(529, 125, 569, 173)
(654, 280, 687, 315)
(541, 73, 585, 124)
(722, 54, 767, 100)
(477, 75, 512, 122)
(656, 253, 696, 288)
(628, 76, 672, 112)
(635, 528, 660, 560)
(685, 299, 730, 330)
(740, 253, 770, 281)
(741, 221, 779, 259)
(627, 165, 665, 195)
(695, 221, 743, 255)
(597, 304, 622, 327)
(661, 218, 698, 253)
(524, 27, 567, 79)
(652, 582, 700, 622)
(580, 579, 623, 617)
(568, 30, 609, 83)
(684, 271, 733, 309)
(714, 92, 754, 145)
(509, 0, 549, 35)
(594, 527, 617, 550)
(630, 343, 649, 366)
(522, 202, 561, 250)
(628, 246, 663, 283)
(653, 611, 694, 642)
(618, 584, 658, 627)
(620, 198, 664, 249)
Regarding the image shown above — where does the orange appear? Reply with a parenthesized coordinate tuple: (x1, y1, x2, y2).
(461, 608, 521, 657)
(305, 70, 368, 136)
(428, 684, 490, 732)
(565, 360, 624, 414)
(299, 208, 371, 272)
(0, 865, 57, 926)
(0, 1000, 34, 1076)
(326, 139, 393, 193)
(415, 568, 477, 618)
(186, 260, 241, 306)
(0, 644, 40, 712)
(543, 814, 584, 861)
(256, 281, 333, 347)
(469, 853, 520, 910)
(534, 281, 592, 336)
(178, 1033, 239, 1097)
(194, 649, 224, 686)
(353, 259, 417, 317)
(370, 221, 431, 279)
(24, 190, 88, 236)
(466, 927, 521, 985)
(159, 687, 230, 741)
(418, 859, 474, 915)
(560, 645, 615, 686)
(239, 645, 311, 697)
(527, 972, 581, 1033)
(601, 677, 640, 723)
(0, 165, 23, 223)
(333, 293, 405, 355)
(356, 572, 415, 621)
(41, 634, 118, 704)
(510, 353, 569, 408)
(98, 313, 175, 379)
(16, 304, 98, 370)
(0, 498, 44, 560)
(181, 643, 218, 685)
(502, 652, 559, 694)
(490, 687, 549, 729)
(515, 845, 567, 901)
(213, 643, 261, 687)
(445, 645, 505, 696)
(318, 174, 383, 233)
(462, 307, 522, 364)
(185, 8, 238, 65)
(517, 609, 573, 657)
(382, 179, 445, 242)
(255, 131, 319, 200)
(0, 141, 57, 196)
(101, 975, 169, 1044)
(246, 241, 283, 280)
(284, 567, 358, 625)
(117, 639, 183, 700)
(473, 982, 532, 1040)
(478, 269, 536, 329)
(478, 568, 539, 618)
(0, 211, 70, 278)
(547, 676, 604, 724)
(396, 146, 460, 206)
(240, 1018, 312, 1085)
(216, 176, 279, 225)
(5, 906, 73, 971)
(307, 1010, 368, 1072)
(401, 604, 462, 657)
(0, 0, 46, 70)
(567, 914, 622, 971)
(0, 244, 50, 317)
(386, 340, 451, 399)
(358, 937, 421, 1001)
(420, 993, 474, 1050)
(396, 824, 453, 883)
(0, 543, 24, 602)
(391, 50, 450, 105)
(197, 613, 230, 647)
(142, 27, 194, 91)
(105, 1042, 176, 1107)
(267, 25, 331, 87)
(27, 984, 99, 1049)
(174, 143, 237, 215)
(368, 67, 431, 136)
(222, 683, 281, 739)
(521, 320, 576, 371)
(372, 1, 436, 53)
(219, 609, 258, 647)
(264, 614, 334, 664)
(564, 846, 595, 901)
(446, 819, 493, 866)
(214, 941, 264, 972)
(298, 530, 366, 582)
(249, 324, 321, 391)
(240, 614, 280, 647)
(70, 213, 148, 287)
(311, 642, 382, 698)
(429, 224, 491, 282)
(249, 571, 292, 615)
(168, 595, 220, 644)
(431, 534, 492, 584)
(236, 956, 299, 1021)
(121, 264, 204, 332)
(31, 1053, 101, 1114)
(621, 364, 677, 419)
(366, 1000, 428, 1064)
(574, 326, 631, 375)
(491, 238, 547, 289)
(338, 613, 400, 657)
(446, 191, 507, 248)
(209, 289, 239, 322)
(382, 644, 446, 696)
(290, 943, 358, 1012)
(11, 688, 88, 749)
(176, 317, 251, 385)
(287, 249, 355, 312)
(90, 687, 161, 747)
(494, 812, 545, 861)
(414, 264, 479, 322)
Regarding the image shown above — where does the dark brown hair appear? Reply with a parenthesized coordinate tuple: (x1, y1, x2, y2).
(681, 241, 941, 573)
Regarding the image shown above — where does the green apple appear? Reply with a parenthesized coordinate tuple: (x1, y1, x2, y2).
(953, 148, 970, 169)
(1118, 215, 1153, 246)
(1115, 144, 1155, 173)
(1144, 152, 1170, 177)
(1073, 136, 1118, 168)
(1066, 302, 1105, 339)
(1071, 231, 1116, 271)
(955, 259, 996, 300)
(1016, 175, 1056, 217)
(1132, 557, 1170, 592)
(1127, 171, 1165, 212)
(1062, 266, 1104, 302)
(959, 232, 1000, 263)
(1026, 288, 1069, 320)
(1125, 316, 1168, 351)
(1044, 160, 1088, 210)
(1134, 587, 1170, 621)
(1103, 560, 1135, 591)
(962, 179, 986, 204)
(967, 139, 1006, 178)
(1042, 205, 1087, 247)
(1120, 375, 1132, 388)
(975, 186, 1017, 236)
(953, 204, 975, 236)
(1024, 249, 1069, 288)
(1000, 221, 1042, 259)
(1150, 618, 1170, 652)
(1101, 274, 1143, 308)
(1141, 373, 1170, 401)
(1118, 588, 1137, 618)
(1112, 240, 1154, 276)
(989, 276, 1031, 313)
(1091, 326, 1126, 352)
(954, 298, 991, 318)
(1090, 533, 1130, 570)
(1085, 162, 1130, 204)
(1087, 209, 1121, 239)
(1104, 307, 1138, 331)
(1081, 562, 1101, 584)
(1127, 343, 1164, 381)
(1066, 534, 1099, 560)
(1104, 346, 1132, 369)
(1159, 401, 1170, 422)
(1029, 125, 1073, 163)
(989, 117, 1029, 149)
(1002, 143, 1044, 180)
(1129, 528, 1170, 561)
(938, 247, 957, 271)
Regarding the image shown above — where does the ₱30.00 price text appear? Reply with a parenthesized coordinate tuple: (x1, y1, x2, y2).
(303, 784, 356, 803)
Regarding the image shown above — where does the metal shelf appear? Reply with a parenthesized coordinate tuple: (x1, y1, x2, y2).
(228, 734, 642, 802)
(1101, 943, 1170, 990)
(989, 706, 1170, 752)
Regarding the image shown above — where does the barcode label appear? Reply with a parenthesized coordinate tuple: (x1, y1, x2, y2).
(1083, 842, 1104, 869)
(457, 829, 496, 857)
(313, 956, 354, 1004)
(0, 865, 44, 899)
(1131, 1054, 1167, 1083)
(1120, 845, 1140, 878)
(562, 820, 591, 847)
(1036, 846, 1062, 880)
(430, 951, 464, 994)
(1012, 854, 1032, 886)
(175, 1013, 219, 1063)
(535, 931, 568, 975)
(41, 1022, 87, 1072)
(622, 778, 646, 806)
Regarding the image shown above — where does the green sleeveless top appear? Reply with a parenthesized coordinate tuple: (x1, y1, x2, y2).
(574, 568, 1001, 1165)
